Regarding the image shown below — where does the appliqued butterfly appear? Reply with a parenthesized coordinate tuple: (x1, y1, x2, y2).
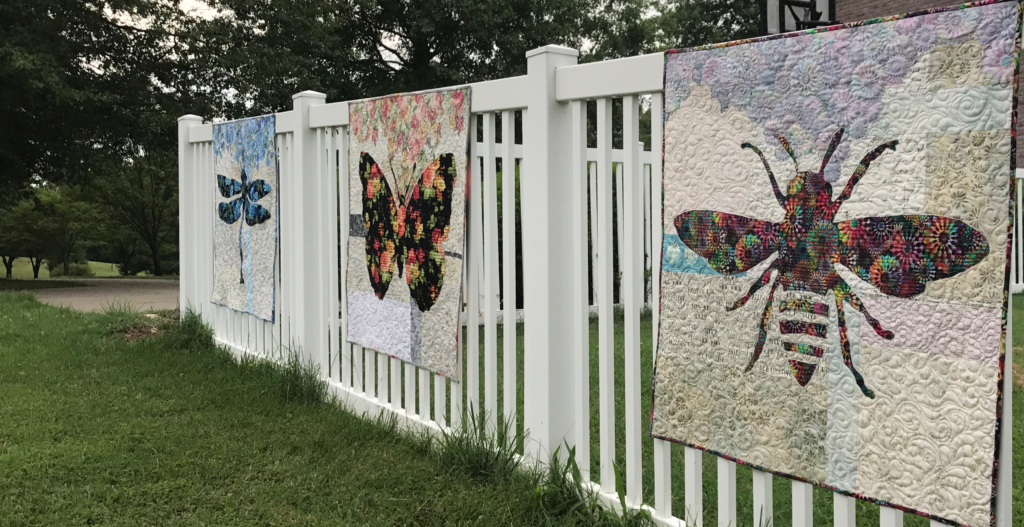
(360, 151, 457, 312)
(673, 128, 989, 398)
(217, 170, 273, 284)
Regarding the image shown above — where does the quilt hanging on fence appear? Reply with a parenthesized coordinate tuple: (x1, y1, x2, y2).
(652, 2, 1018, 526)
(212, 115, 278, 322)
(346, 88, 471, 379)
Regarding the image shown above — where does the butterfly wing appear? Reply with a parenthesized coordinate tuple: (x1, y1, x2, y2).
(834, 215, 989, 298)
(360, 152, 400, 301)
(217, 175, 243, 198)
(218, 198, 243, 224)
(401, 153, 457, 312)
(674, 210, 780, 275)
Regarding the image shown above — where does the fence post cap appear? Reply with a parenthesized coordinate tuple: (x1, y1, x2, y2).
(526, 45, 579, 59)
(177, 114, 203, 122)
(292, 90, 327, 100)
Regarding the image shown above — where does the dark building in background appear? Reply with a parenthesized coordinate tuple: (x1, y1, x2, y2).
(760, 0, 1022, 167)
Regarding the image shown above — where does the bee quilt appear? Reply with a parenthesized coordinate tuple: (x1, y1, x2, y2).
(212, 115, 278, 321)
(346, 88, 470, 379)
(652, 2, 1018, 525)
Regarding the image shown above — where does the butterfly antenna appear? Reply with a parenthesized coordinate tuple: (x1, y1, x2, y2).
(819, 128, 845, 173)
(776, 135, 798, 171)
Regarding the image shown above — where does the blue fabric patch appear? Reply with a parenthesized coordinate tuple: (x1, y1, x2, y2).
(662, 234, 745, 276)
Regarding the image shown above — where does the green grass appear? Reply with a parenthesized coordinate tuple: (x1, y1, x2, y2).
(0, 279, 88, 291)
(5, 257, 166, 279)
(463, 300, 1024, 527)
(0, 293, 626, 526)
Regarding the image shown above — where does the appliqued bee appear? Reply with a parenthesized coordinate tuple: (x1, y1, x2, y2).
(673, 128, 989, 398)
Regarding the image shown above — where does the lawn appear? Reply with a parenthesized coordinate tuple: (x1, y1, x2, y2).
(5, 257, 165, 279)
(1, 291, 1020, 526)
(0, 293, 583, 527)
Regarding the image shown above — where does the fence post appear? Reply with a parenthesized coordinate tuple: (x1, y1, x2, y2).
(290, 91, 328, 371)
(521, 45, 579, 463)
(177, 115, 203, 314)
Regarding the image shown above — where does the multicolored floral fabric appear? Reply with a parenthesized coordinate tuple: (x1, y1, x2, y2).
(212, 115, 278, 321)
(653, 2, 1018, 526)
(346, 88, 470, 379)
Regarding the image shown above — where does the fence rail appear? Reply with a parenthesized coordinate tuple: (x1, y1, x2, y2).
(178, 45, 1014, 527)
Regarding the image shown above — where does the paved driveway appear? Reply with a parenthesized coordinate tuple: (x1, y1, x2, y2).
(33, 279, 180, 312)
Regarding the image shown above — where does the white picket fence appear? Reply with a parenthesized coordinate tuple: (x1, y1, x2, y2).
(178, 45, 1014, 527)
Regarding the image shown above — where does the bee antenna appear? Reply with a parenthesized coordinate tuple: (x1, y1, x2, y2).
(776, 135, 798, 171)
(819, 128, 845, 173)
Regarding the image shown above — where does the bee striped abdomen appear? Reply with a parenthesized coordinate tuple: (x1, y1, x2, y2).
(777, 293, 831, 386)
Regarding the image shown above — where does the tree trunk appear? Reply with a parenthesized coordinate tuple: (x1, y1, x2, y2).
(149, 242, 162, 276)
(30, 257, 42, 279)
(2, 257, 12, 279)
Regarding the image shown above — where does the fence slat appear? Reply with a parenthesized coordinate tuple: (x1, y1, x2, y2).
(405, 362, 415, 416)
(685, 447, 703, 527)
(435, 374, 447, 427)
(365, 347, 376, 399)
(792, 481, 813, 527)
(467, 116, 481, 417)
(834, 493, 855, 527)
(378, 353, 387, 403)
(717, 458, 736, 527)
(482, 111, 499, 430)
(353, 343, 363, 393)
(570, 99, 591, 480)
(418, 368, 430, 419)
(390, 356, 401, 409)
(338, 127, 351, 388)
(500, 109, 518, 436)
(650, 92, 670, 519)
(622, 95, 642, 506)
(753, 470, 773, 527)
(596, 96, 616, 493)
(589, 161, 599, 304)
(879, 507, 903, 527)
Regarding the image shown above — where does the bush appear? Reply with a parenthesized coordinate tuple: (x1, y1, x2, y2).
(161, 308, 215, 353)
(47, 261, 95, 278)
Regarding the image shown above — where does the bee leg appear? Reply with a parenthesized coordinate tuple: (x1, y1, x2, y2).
(727, 264, 775, 311)
(743, 279, 779, 372)
(741, 142, 787, 206)
(833, 289, 875, 398)
(835, 280, 893, 339)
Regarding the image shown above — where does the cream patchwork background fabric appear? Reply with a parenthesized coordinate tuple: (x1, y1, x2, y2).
(653, 3, 1017, 526)
(346, 88, 470, 379)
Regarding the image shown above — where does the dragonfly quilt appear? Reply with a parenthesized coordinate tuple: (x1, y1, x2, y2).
(652, 2, 1018, 525)
(346, 88, 471, 379)
(212, 115, 278, 321)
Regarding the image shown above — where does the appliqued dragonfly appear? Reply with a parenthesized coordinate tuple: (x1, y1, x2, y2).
(673, 128, 989, 398)
(218, 170, 272, 284)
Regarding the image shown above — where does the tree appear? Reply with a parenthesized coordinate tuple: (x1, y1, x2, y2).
(650, 0, 760, 50)
(88, 152, 178, 275)
(0, 196, 51, 279)
(0, 0, 188, 192)
(34, 187, 96, 277)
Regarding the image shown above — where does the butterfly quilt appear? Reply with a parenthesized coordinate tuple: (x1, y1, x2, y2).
(653, 2, 1018, 526)
(346, 88, 470, 379)
(212, 114, 278, 321)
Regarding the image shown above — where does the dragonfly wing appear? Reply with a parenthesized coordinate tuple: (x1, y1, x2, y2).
(218, 198, 243, 224)
(401, 153, 457, 312)
(360, 152, 400, 301)
(674, 210, 780, 275)
(244, 202, 272, 226)
(246, 179, 272, 202)
(217, 175, 243, 198)
(835, 215, 989, 298)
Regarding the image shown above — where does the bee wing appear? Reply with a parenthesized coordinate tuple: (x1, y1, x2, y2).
(834, 215, 989, 298)
(674, 210, 780, 275)
(245, 179, 272, 202)
(244, 202, 272, 226)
